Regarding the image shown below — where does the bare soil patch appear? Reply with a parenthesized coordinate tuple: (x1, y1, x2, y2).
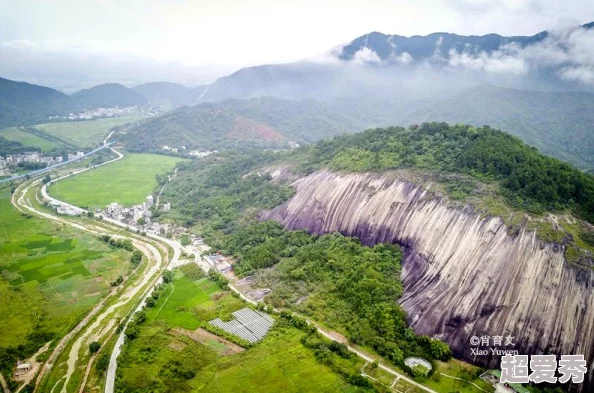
(170, 327, 245, 356)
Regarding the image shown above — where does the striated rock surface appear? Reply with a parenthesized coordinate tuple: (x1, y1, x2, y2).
(260, 170, 594, 389)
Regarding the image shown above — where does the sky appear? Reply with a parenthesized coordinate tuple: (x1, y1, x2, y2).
(1, 0, 593, 88)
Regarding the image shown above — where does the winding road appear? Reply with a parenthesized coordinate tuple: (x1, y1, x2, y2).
(10, 143, 440, 393)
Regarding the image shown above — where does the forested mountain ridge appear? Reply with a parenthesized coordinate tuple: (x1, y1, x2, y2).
(118, 97, 373, 151)
(132, 82, 207, 108)
(71, 83, 148, 109)
(397, 85, 594, 170)
(120, 84, 594, 172)
(0, 77, 73, 128)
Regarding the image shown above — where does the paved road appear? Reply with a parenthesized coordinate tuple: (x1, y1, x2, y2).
(12, 176, 172, 393)
(30, 147, 438, 393)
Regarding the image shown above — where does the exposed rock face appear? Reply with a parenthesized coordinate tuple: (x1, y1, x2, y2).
(260, 171, 594, 390)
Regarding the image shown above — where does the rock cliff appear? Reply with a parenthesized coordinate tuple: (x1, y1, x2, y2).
(260, 170, 594, 389)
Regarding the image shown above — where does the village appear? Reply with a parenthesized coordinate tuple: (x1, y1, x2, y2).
(47, 106, 140, 121)
(99, 195, 232, 274)
(0, 151, 85, 177)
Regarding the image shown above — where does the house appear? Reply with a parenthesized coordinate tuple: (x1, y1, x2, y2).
(146, 195, 154, 207)
(15, 362, 31, 375)
(162, 202, 171, 211)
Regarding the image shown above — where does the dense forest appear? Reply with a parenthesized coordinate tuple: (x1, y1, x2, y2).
(292, 122, 594, 223)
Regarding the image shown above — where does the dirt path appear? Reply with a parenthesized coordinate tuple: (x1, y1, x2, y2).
(10, 179, 170, 393)
(13, 342, 50, 392)
(0, 372, 11, 393)
(170, 327, 245, 355)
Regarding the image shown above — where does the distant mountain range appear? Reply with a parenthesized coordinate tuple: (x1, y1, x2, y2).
(132, 82, 208, 108)
(121, 84, 594, 171)
(118, 97, 373, 152)
(199, 21, 594, 102)
(72, 83, 148, 109)
(2, 21, 594, 170)
(0, 78, 205, 129)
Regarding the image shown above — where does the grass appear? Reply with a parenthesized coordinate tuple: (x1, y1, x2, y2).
(117, 267, 364, 393)
(425, 359, 495, 393)
(48, 153, 185, 209)
(35, 116, 147, 148)
(0, 126, 61, 151)
(147, 265, 244, 329)
(0, 187, 132, 351)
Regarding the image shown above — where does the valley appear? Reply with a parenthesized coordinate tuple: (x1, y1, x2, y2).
(2, 9, 594, 393)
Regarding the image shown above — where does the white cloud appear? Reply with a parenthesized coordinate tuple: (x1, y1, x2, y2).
(560, 66, 594, 84)
(351, 47, 382, 65)
(446, 24, 594, 84)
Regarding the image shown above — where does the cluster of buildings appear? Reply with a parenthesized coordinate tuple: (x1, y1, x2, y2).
(67, 151, 85, 161)
(105, 195, 155, 224)
(0, 152, 66, 177)
(47, 200, 84, 216)
(206, 252, 232, 273)
(162, 145, 180, 153)
(48, 106, 138, 121)
(189, 150, 218, 158)
(162, 146, 219, 158)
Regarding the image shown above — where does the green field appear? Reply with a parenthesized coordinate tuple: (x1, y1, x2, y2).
(0, 187, 131, 353)
(117, 265, 365, 393)
(0, 126, 62, 151)
(425, 360, 495, 393)
(35, 116, 146, 148)
(148, 271, 237, 329)
(48, 153, 185, 209)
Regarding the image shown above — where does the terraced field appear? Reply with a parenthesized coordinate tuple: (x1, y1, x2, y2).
(0, 187, 132, 351)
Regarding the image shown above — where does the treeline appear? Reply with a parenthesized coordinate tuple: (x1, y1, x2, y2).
(99, 234, 134, 251)
(279, 312, 372, 386)
(0, 136, 38, 156)
(161, 151, 294, 245)
(224, 222, 451, 368)
(293, 123, 594, 222)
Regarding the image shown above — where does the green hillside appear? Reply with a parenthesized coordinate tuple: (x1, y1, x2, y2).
(400, 85, 594, 171)
(119, 97, 370, 152)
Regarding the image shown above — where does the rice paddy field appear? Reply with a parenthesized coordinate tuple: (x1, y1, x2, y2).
(117, 264, 365, 393)
(0, 126, 62, 151)
(0, 187, 132, 351)
(35, 116, 146, 148)
(48, 153, 185, 209)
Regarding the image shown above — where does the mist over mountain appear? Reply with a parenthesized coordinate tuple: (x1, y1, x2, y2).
(71, 83, 148, 109)
(200, 21, 594, 102)
(396, 85, 594, 170)
(132, 82, 208, 108)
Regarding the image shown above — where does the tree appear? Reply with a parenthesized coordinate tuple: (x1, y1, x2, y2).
(180, 234, 190, 246)
(145, 297, 155, 308)
(370, 360, 379, 370)
(430, 339, 452, 361)
(162, 270, 173, 283)
(131, 251, 142, 266)
(137, 217, 146, 225)
(96, 354, 109, 373)
(42, 175, 51, 184)
(89, 341, 101, 354)
(411, 364, 430, 381)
